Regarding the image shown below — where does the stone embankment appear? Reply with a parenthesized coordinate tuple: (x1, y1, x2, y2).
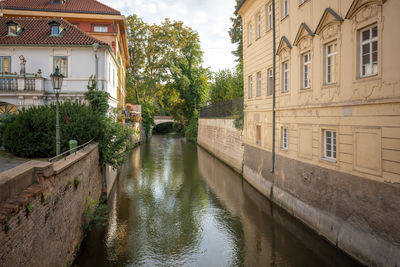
(0, 143, 102, 267)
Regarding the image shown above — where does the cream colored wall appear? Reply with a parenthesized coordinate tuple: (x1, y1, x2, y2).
(239, 0, 400, 183)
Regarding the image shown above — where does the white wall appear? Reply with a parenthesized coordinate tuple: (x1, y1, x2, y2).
(0, 46, 120, 108)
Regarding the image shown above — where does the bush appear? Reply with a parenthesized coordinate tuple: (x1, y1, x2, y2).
(3, 102, 102, 158)
(0, 113, 17, 147)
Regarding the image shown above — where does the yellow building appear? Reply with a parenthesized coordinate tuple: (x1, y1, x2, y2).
(238, 0, 400, 265)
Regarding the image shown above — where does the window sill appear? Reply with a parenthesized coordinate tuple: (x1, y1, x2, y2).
(322, 157, 337, 163)
(281, 90, 290, 94)
(354, 74, 380, 84)
(281, 15, 289, 22)
(300, 87, 311, 92)
(266, 28, 272, 34)
(321, 82, 339, 89)
(281, 147, 288, 152)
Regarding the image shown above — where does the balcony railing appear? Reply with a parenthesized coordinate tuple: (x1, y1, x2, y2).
(0, 74, 44, 91)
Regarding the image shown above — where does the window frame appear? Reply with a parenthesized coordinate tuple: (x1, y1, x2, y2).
(248, 75, 253, 98)
(257, 14, 262, 39)
(325, 42, 338, 84)
(53, 56, 68, 77)
(267, 4, 273, 31)
(93, 25, 109, 33)
(256, 71, 262, 97)
(7, 24, 18, 36)
(267, 68, 273, 96)
(0, 56, 11, 73)
(248, 24, 253, 45)
(302, 52, 311, 89)
(323, 130, 337, 161)
(281, 127, 288, 150)
(51, 25, 60, 36)
(282, 61, 289, 93)
(359, 25, 378, 78)
(283, 0, 289, 18)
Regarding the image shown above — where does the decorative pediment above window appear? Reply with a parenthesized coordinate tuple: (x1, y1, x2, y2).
(315, 8, 343, 41)
(345, 0, 385, 20)
(276, 36, 292, 59)
(293, 23, 314, 51)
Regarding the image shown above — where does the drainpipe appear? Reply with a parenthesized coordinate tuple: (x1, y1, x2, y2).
(92, 42, 99, 90)
(271, 0, 276, 173)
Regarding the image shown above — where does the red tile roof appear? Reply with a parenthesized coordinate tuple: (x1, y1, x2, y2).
(0, 17, 108, 46)
(0, 0, 121, 15)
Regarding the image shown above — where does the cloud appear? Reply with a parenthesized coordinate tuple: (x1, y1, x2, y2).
(99, 0, 237, 71)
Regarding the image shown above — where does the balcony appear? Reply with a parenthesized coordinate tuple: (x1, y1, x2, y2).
(0, 74, 44, 92)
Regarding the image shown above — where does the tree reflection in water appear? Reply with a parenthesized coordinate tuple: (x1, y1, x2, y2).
(74, 135, 361, 267)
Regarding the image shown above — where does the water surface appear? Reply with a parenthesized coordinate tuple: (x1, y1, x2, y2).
(75, 134, 360, 267)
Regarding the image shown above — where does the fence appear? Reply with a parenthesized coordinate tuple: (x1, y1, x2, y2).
(200, 97, 243, 118)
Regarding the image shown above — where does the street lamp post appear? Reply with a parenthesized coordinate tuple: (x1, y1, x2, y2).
(50, 67, 64, 156)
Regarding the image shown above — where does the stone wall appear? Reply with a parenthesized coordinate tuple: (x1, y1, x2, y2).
(243, 144, 400, 267)
(198, 118, 244, 173)
(0, 143, 103, 267)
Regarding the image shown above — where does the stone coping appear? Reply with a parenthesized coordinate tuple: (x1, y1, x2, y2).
(0, 143, 98, 211)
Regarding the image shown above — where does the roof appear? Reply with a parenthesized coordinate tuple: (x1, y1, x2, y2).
(0, 17, 108, 46)
(0, 0, 121, 15)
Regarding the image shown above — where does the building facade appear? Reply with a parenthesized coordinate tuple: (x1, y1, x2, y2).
(238, 0, 400, 265)
(0, 17, 119, 109)
(0, 0, 129, 108)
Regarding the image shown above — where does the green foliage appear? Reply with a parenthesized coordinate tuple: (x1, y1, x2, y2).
(229, 0, 244, 65)
(82, 195, 108, 233)
(25, 204, 33, 216)
(99, 118, 133, 169)
(209, 66, 243, 104)
(184, 110, 199, 142)
(3, 102, 101, 158)
(65, 180, 72, 190)
(0, 113, 17, 147)
(141, 100, 155, 141)
(74, 177, 81, 188)
(85, 75, 109, 116)
(234, 110, 244, 130)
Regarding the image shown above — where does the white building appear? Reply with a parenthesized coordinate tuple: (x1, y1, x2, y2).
(0, 17, 121, 113)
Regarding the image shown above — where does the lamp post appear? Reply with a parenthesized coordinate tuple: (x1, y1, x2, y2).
(50, 67, 64, 155)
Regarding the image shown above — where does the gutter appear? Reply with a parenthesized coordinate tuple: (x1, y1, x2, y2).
(271, 0, 276, 173)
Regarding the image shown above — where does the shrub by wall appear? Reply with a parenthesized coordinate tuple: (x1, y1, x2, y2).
(2, 102, 101, 158)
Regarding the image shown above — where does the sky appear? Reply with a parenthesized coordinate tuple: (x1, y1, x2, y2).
(99, 0, 237, 71)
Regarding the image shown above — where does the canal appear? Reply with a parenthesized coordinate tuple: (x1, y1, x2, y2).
(75, 134, 360, 267)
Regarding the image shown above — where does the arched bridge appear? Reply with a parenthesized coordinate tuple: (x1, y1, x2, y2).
(154, 116, 175, 126)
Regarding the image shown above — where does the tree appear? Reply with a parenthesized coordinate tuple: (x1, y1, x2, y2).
(229, 0, 244, 65)
(209, 67, 243, 104)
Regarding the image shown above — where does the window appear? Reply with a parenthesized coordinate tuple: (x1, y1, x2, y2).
(283, 0, 289, 18)
(256, 125, 261, 145)
(360, 25, 378, 77)
(53, 56, 68, 77)
(257, 14, 261, 39)
(257, 72, 262, 96)
(302, 52, 311, 89)
(248, 24, 253, 44)
(113, 68, 116, 86)
(94, 26, 108, 33)
(267, 4, 273, 30)
(0, 57, 11, 73)
(7, 24, 18, 36)
(323, 130, 337, 161)
(325, 42, 338, 84)
(267, 68, 273, 95)
(51, 26, 60, 36)
(248, 76, 253, 98)
(282, 61, 289, 92)
(281, 127, 288, 150)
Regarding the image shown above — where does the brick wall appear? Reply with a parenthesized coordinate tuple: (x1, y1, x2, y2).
(198, 119, 244, 173)
(0, 143, 103, 267)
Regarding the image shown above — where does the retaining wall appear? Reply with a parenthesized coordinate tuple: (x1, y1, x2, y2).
(0, 143, 103, 267)
(197, 118, 244, 173)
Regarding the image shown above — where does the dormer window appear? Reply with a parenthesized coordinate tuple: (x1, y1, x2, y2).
(51, 0, 63, 4)
(6, 21, 21, 36)
(51, 25, 59, 35)
(49, 21, 63, 37)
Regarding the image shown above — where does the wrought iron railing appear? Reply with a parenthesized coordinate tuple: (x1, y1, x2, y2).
(200, 97, 244, 118)
(48, 139, 94, 163)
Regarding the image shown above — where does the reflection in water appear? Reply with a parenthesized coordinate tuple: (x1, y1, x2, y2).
(75, 135, 360, 267)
